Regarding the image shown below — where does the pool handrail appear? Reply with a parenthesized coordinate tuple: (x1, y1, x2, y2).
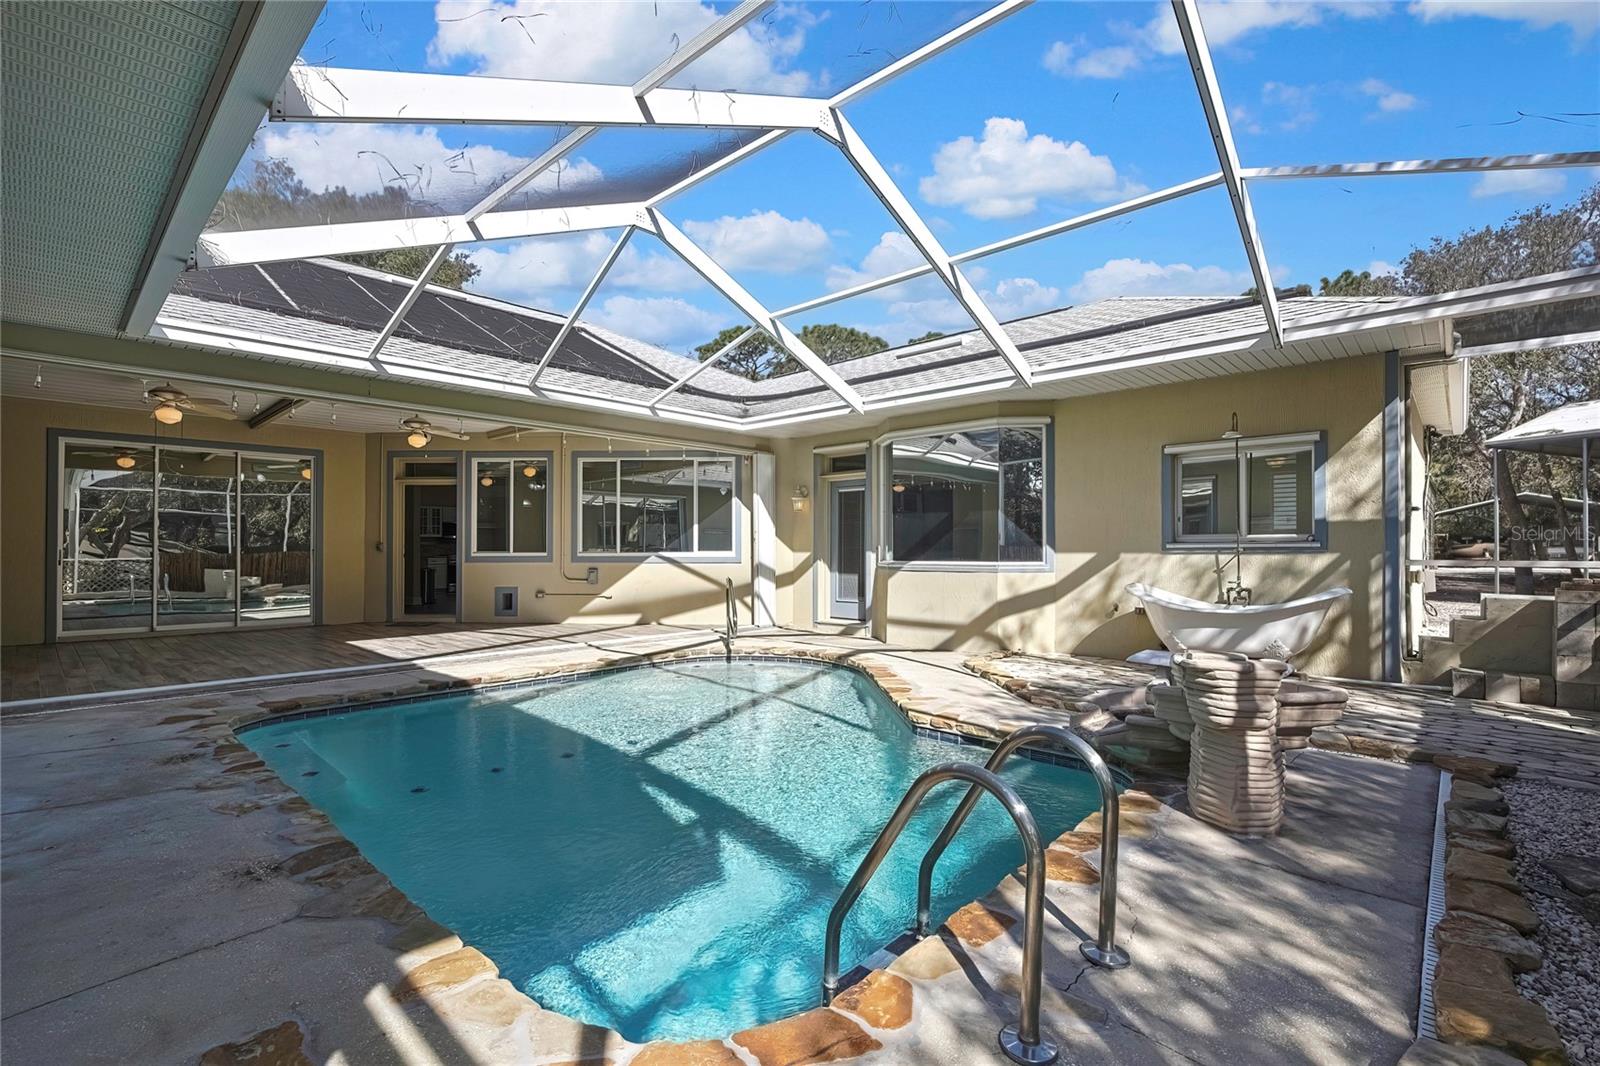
(724, 577, 737, 646)
(821, 762, 1058, 1065)
(915, 724, 1131, 971)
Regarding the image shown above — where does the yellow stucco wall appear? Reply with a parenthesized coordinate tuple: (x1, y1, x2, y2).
(774, 355, 1386, 678)
(1, 396, 370, 646)
(4, 354, 1388, 678)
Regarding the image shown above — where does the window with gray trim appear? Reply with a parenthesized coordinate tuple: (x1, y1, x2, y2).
(471, 457, 548, 556)
(1165, 433, 1323, 548)
(882, 424, 1047, 565)
(577, 456, 737, 556)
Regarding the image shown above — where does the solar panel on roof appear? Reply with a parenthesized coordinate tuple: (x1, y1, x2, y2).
(174, 260, 676, 391)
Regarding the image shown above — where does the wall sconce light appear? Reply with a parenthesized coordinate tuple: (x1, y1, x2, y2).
(791, 485, 810, 512)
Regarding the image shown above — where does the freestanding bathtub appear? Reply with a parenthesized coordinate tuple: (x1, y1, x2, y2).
(1126, 582, 1352, 660)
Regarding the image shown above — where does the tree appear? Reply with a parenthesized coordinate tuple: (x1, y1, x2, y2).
(1395, 183, 1600, 588)
(211, 159, 480, 289)
(907, 330, 946, 344)
(693, 323, 889, 381)
(1318, 269, 1400, 297)
(340, 246, 480, 288)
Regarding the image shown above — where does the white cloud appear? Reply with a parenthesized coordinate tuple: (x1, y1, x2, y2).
(824, 232, 926, 290)
(1143, 1, 1387, 56)
(986, 277, 1062, 319)
(1359, 78, 1419, 113)
(1042, 40, 1141, 79)
(1069, 258, 1254, 302)
(467, 232, 697, 308)
(919, 118, 1140, 220)
(1471, 169, 1568, 199)
(1408, 1, 1599, 37)
(680, 210, 830, 272)
(1053, 2, 1389, 80)
(256, 123, 602, 206)
(588, 295, 723, 347)
(1368, 259, 1399, 277)
(428, 1, 815, 92)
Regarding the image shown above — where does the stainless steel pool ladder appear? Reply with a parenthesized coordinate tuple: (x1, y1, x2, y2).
(721, 577, 737, 656)
(820, 725, 1130, 1066)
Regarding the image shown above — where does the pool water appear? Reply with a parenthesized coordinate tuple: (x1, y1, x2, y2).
(243, 660, 1104, 1042)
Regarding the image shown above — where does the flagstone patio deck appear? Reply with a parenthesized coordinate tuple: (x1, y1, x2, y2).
(3, 626, 1437, 1065)
(964, 651, 1600, 791)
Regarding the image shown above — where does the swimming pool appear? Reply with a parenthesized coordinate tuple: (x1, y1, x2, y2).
(242, 658, 1107, 1042)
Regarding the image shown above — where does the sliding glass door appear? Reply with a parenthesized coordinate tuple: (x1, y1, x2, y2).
(54, 436, 317, 638)
(59, 443, 156, 633)
(239, 454, 314, 625)
(156, 449, 238, 629)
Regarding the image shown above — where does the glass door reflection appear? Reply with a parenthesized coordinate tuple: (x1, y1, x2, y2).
(155, 449, 238, 628)
(239, 454, 315, 624)
(59, 443, 155, 633)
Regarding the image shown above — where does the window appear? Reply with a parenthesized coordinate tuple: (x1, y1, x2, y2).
(470, 457, 548, 557)
(1164, 433, 1323, 549)
(56, 435, 316, 636)
(881, 423, 1047, 566)
(577, 455, 738, 556)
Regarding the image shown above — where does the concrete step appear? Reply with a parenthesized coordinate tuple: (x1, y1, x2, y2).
(1450, 668, 1555, 706)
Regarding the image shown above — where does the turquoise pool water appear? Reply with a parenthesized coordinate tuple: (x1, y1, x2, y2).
(242, 659, 1104, 1042)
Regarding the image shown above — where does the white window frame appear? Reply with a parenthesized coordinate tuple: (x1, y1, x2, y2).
(876, 417, 1052, 572)
(1163, 431, 1325, 551)
(574, 454, 740, 560)
(468, 455, 551, 560)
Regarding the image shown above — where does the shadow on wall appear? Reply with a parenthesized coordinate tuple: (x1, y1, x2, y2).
(1062, 520, 1381, 677)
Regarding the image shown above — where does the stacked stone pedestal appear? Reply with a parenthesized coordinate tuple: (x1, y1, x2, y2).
(1177, 651, 1288, 835)
(1275, 680, 1350, 750)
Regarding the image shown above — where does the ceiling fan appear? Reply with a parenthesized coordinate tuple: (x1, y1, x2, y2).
(144, 384, 235, 425)
(400, 415, 470, 449)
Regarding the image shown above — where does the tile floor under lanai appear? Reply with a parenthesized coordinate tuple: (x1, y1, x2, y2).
(965, 651, 1600, 791)
(2, 624, 1439, 1065)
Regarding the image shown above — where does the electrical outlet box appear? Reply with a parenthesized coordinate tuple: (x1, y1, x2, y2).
(585, 567, 599, 585)
(494, 587, 518, 617)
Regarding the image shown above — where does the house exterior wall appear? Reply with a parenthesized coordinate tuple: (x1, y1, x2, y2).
(775, 354, 1387, 678)
(412, 429, 758, 629)
(1, 395, 371, 647)
(4, 355, 1389, 678)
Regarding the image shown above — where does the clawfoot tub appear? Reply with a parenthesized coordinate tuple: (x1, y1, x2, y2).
(1125, 582, 1352, 660)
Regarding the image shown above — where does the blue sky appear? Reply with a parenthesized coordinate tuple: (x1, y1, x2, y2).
(246, 0, 1600, 350)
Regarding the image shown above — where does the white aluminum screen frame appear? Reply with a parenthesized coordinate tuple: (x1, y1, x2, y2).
(161, 0, 1600, 432)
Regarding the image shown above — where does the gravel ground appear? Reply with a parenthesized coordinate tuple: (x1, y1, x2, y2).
(1504, 778, 1600, 1064)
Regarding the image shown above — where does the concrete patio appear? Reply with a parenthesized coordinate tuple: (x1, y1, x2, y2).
(2, 626, 1438, 1065)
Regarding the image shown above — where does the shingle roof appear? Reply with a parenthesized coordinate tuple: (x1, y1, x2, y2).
(158, 257, 1409, 424)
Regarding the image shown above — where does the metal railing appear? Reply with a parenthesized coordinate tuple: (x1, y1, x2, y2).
(822, 762, 1059, 1065)
(724, 577, 738, 641)
(916, 724, 1130, 971)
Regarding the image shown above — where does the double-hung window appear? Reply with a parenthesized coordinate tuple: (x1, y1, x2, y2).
(470, 456, 549, 557)
(1164, 432, 1324, 550)
(577, 455, 737, 557)
(880, 422, 1049, 567)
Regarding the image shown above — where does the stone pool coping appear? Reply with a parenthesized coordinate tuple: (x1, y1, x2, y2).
(4, 628, 1438, 1065)
(205, 636, 1157, 1065)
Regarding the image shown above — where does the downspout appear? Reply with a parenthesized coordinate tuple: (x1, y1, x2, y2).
(1383, 350, 1403, 683)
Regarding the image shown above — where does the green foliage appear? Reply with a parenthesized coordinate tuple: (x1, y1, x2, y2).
(1318, 269, 1401, 297)
(211, 159, 479, 289)
(1402, 183, 1600, 565)
(906, 331, 946, 344)
(694, 323, 889, 381)
(339, 246, 480, 288)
